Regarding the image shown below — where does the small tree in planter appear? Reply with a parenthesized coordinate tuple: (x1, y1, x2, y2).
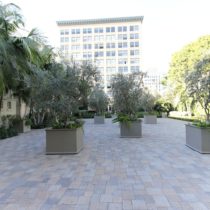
(112, 72, 145, 137)
(28, 63, 84, 154)
(89, 87, 108, 124)
(185, 54, 210, 153)
(140, 89, 157, 124)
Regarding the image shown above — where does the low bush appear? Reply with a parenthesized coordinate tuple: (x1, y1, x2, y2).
(105, 112, 112, 118)
(0, 126, 18, 140)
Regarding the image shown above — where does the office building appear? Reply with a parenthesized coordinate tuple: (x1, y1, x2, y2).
(57, 16, 143, 96)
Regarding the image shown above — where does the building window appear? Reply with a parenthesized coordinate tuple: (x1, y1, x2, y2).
(106, 43, 115, 49)
(106, 51, 116, 57)
(106, 59, 116, 65)
(118, 34, 127, 40)
(71, 28, 80, 34)
(106, 35, 115, 41)
(131, 66, 140, 72)
(71, 37, 80, 42)
(83, 28, 92, 34)
(107, 67, 116, 74)
(130, 58, 139, 64)
(130, 33, 139, 39)
(94, 35, 104, 41)
(118, 26, 127, 32)
(83, 44, 92, 50)
(83, 36, 92, 42)
(118, 59, 128, 65)
(118, 66, 128, 73)
(106, 27, 115, 33)
(60, 30, 64, 35)
(95, 43, 104, 49)
(130, 41, 139, 47)
(95, 51, 104, 57)
(7, 101, 11, 109)
(130, 50, 139, 56)
(95, 59, 104, 66)
(94, 27, 103, 33)
(130, 25, 139, 31)
(118, 50, 128, 57)
(71, 45, 80, 50)
(72, 53, 81, 59)
(118, 42, 127, 48)
(83, 52, 92, 59)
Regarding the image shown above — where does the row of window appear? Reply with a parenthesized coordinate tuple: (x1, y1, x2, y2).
(60, 33, 139, 43)
(94, 50, 139, 57)
(97, 66, 140, 75)
(60, 25, 139, 35)
(69, 42, 139, 50)
(96, 58, 139, 65)
(69, 50, 139, 59)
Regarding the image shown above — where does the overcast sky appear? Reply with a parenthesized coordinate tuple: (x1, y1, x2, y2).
(3, 0, 210, 74)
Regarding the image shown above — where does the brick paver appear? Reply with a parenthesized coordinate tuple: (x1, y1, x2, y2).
(0, 118, 210, 210)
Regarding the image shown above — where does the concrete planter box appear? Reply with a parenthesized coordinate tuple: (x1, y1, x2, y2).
(120, 121, 142, 138)
(186, 124, 210, 154)
(46, 127, 84, 154)
(144, 115, 157, 124)
(94, 116, 105, 124)
(15, 120, 31, 133)
(162, 112, 167, 118)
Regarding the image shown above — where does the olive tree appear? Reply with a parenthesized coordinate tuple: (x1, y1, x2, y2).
(185, 54, 210, 122)
(140, 89, 157, 113)
(89, 87, 108, 115)
(111, 72, 145, 120)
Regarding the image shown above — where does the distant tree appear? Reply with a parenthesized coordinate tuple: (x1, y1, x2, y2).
(185, 53, 210, 121)
(75, 61, 100, 110)
(167, 35, 210, 111)
(140, 89, 157, 113)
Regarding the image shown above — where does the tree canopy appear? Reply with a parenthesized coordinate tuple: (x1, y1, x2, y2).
(167, 35, 210, 111)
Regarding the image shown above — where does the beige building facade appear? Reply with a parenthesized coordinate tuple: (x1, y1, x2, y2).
(57, 16, 143, 97)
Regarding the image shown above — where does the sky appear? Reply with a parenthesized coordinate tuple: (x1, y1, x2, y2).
(2, 0, 210, 74)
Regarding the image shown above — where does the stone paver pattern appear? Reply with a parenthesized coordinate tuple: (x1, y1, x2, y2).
(0, 118, 210, 210)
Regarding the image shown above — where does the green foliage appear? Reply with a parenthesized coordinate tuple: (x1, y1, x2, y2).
(153, 101, 175, 116)
(111, 72, 145, 117)
(185, 53, 210, 121)
(52, 118, 84, 129)
(89, 87, 108, 115)
(192, 121, 210, 128)
(140, 89, 157, 113)
(167, 35, 210, 111)
(0, 1, 47, 114)
(0, 115, 18, 139)
(105, 112, 112, 118)
(168, 116, 196, 122)
(112, 113, 140, 123)
(76, 61, 100, 110)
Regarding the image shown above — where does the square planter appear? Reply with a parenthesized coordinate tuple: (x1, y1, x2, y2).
(161, 112, 167, 118)
(94, 116, 105, 124)
(15, 120, 31, 133)
(144, 115, 157, 124)
(120, 120, 142, 138)
(46, 127, 84, 154)
(186, 124, 210, 153)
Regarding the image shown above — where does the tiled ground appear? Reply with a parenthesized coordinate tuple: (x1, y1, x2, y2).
(0, 118, 210, 210)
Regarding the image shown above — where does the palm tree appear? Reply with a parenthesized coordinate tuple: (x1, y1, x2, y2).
(0, 2, 44, 111)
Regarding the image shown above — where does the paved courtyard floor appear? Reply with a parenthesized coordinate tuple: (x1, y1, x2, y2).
(0, 118, 210, 210)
